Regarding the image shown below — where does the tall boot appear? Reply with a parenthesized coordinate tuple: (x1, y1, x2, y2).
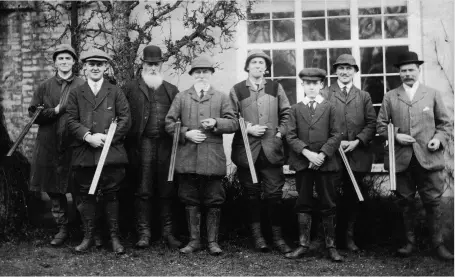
(207, 207, 223, 255)
(427, 205, 454, 260)
(345, 211, 360, 252)
(135, 198, 151, 248)
(268, 199, 291, 254)
(105, 194, 125, 254)
(160, 199, 182, 249)
(248, 197, 268, 252)
(75, 195, 96, 252)
(49, 193, 69, 247)
(397, 205, 416, 256)
(322, 215, 343, 262)
(94, 199, 104, 248)
(180, 206, 201, 254)
(285, 213, 312, 259)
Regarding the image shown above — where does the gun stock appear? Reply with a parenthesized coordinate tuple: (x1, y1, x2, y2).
(338, 147, 364, 201)
(6, 106, 44, 156)
(239, 114, 258, 184)
(168, 120, 181, 182)
(387, 121, 397, 191)
(88, 118, 118, 195)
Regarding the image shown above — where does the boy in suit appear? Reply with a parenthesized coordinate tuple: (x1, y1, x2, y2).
(285, 68, 342, 262)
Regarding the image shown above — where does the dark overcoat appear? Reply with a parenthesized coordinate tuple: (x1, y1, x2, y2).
(165, 86, 238, 176)
(29, 74, 85, 193)
(66, 81, 131, 167)
(286, 100, 341, 172)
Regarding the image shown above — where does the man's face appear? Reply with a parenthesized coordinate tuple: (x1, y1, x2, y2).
(399, 63, 420, 86)
(85, 60, 107, 81)
(143, 61, 163, 75)
(192, 68, 213, 85)
(336, 64, 356, 84)
(302, 79, 324, 98)
(55, 53, 75, 74)
(247, 57, 267, 78)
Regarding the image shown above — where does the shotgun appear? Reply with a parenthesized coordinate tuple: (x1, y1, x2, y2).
(6, 106, 44, 156)
(338, 146, 364, 201)
(239, 113, 258, 184)
(167, 119, 181, 182)
(388, 120, 397, 191)
(88, 118, 118, 195)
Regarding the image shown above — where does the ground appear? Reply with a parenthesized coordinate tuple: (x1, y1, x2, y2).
(0, 235, 453, 276)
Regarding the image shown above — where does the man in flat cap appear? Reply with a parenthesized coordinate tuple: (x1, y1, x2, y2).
(66, 48, 131, 254)
(124, 45, 181, 249)
(165, 55, 238, 255)
(323, 54, 376, 252)
(229, 50, 291, 253)
(377, 51, 453, 260)
(285, 68, 342, 262)
(28, 44, 85, 246)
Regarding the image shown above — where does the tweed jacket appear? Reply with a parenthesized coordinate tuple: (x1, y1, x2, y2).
(286, 99, 342, 172)
(66, 80, 131, 167)
(323, 82, 376, 172)
(376, 83, 451, 172)
(165, 86, 238, 176)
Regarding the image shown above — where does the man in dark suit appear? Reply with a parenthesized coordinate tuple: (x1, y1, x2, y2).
(66, 48, 131, 254)
(124, 45, 181, 249)
(377, 51, 453, 260)
(285, 68, 342, 262)
(324, 54, 376, 251)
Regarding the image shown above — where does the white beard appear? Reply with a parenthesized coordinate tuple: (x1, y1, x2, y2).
(142, 71, 163, 90)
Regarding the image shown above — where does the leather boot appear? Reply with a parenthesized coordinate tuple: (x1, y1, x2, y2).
(94, 196, 104, 248)
(207, 207, 223, 256)
(49, 193, 69, 246)
(160, 199, 182, 249)
(285, 213, 311, 259)
(75, 196, 96, 252)
(135, 198, 151, 248)
(180, 206, 201, 254)
(427, 206, 454, 260)
(105, 194, 125, 255)
(248, 197, 268, 252)
(397, 205, 415, 256)
(345, 212, 359, 252)
(322, 215, 343, 262)
(268, 198, 291, 253)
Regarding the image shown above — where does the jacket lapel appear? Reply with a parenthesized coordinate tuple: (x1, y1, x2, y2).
(345, 86, 358, 104)
(189, 86, 200, 102)
(311, 100, 328, 125)
(396, 85, 412, 106)
(411, 84, 426, 105)
(94, 81, 111, 109)
(81, 83, 96, 106)
(332, 83, 347, 103)
(200, 88, 215, 103)
(297, 102, 312, 125)
(162, 81, 175, 102)
(138, 78, 150, 101)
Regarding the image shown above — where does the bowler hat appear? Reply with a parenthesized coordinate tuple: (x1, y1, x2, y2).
(80, 48, 111, 62)
(394, 51, 424, 67)
(141, 45, 163, 63)
(244, 50, 272, 72)
(299, 68, 327, 81)
(188, 56, 215, 75)
(53, 44, 77, 61)
(332, 54, 359, 72)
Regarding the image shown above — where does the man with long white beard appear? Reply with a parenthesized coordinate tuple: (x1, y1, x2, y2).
(124, 45, 181, 248)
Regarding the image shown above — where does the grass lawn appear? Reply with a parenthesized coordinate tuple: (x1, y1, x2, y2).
(0, 235, 453, 276)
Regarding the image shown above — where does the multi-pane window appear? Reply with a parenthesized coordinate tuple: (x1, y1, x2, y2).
(243, 0, 420, 167)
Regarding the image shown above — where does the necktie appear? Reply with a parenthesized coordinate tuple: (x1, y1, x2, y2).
(309, 101, 316, 116)
(199, 90, 204, 100)
(93, 83, 99, 95)
(342, 86, 348, 96)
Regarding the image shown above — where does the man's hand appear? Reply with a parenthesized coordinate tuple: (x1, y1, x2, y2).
(428, 138, 441, 152)
(275, 131, 282, 139)
(395, 133, 416, 145)
(343, 139, 360, 153)
(302, 149, 324, 166)
(247, 123, 268, 137)
(185, 130, 207, 144)
(201, 118, 216, 130)
(54, 104, 61, 114)
(85, 133, 106, 148)
(308, 162, 320, 170)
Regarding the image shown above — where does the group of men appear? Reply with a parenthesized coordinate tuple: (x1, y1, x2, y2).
(27, 43, 452, 261)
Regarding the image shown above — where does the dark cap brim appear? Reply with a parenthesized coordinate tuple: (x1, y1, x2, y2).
(394, 60, 424, 68)
(84, 57, 109, 62)
(141, 58, 163, 63)
(300, 76, 325, 81)
(189, 67, 215, 75)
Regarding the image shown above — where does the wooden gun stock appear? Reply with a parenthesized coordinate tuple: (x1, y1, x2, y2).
(387, 121, 397, 191)
(6, 106, 44, 156)
(338, 146, 364, 201)
(239, 114, 258, 184)
(168, 120, 181, 182)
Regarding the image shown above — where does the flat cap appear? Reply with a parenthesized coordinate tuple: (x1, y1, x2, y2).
(298, 68, 327, 81)
(332, 54, 359, 72)
(244, 50, 272, 72)
(80, 48, 111, 62)
(53, 44, 77, 61)
(189, 55, 215, 75)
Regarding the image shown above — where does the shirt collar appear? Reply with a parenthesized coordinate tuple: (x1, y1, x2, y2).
(246, 78, 266, 89)
(302, 94, 324, 105)
(337, 80, 353, 93)
(87, 78, 104, 88)
(194, 83, 210, 93)
(403, 81, 420, 91)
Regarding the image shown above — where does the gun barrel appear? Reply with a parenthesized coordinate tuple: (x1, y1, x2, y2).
(6, 106, 44, 156)
(388, 122, 397, 191)
(239, 116, 258, 184)
(338, 147, 364, 201)
(168, 121, 181, 182)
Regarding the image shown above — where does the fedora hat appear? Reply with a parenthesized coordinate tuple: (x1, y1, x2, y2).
(332, 54, 359, 72)
(244, 50, 272, 72)
(53, 44, 77, 61)
(188, 56, 215, 75)
(141, 45, 163, 63)
(394, 51, 424, 68)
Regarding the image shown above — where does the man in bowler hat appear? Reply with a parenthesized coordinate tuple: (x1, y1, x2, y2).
(124, 45, 181, 248)
(377, 51, 453, 260)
